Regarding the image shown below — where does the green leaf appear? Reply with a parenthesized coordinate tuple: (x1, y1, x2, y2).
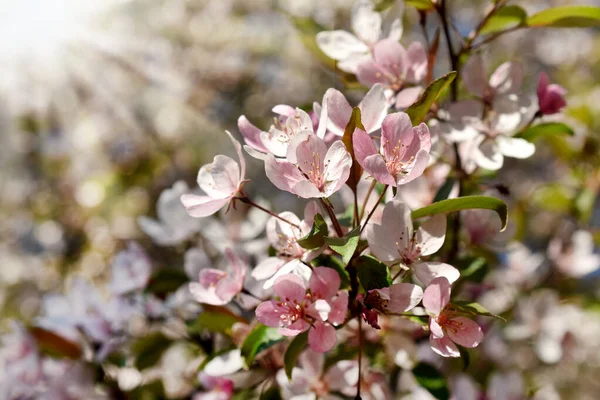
(356, 255, 391, 291)
(412, 363, 450, 400)
(575, 188, 597, 223)
(132, 332, 172, 370)
(188, 311, 240, 336)
(527, 6, 600, 28)
(298, 214, 328, 249)
(406, 72, 457, 125)
(325, 226, 361, 265)
(240, 324, 284, 368)
(480, 6, 527, 35)
(342, 107, 366, 192)
(457, 257, 488, 282)
(284, 331, 309, 380)
(531, 184, 575, 213)
(517, 122, 574, 142)
(411, 196, 508, 232)
(29, 327, 82, 359)
(452, 301, 506, 321)
(146, 268, 189, 295)
(405, 0, 435, 11)
(432, 177, 456, 203)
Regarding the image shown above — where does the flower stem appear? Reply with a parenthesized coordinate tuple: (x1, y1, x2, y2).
(359, 185, 388, 236)
(355, 312, 363, 400)
(358, 180, 377, 223)
(237, 196, 300, 229)
(320, 198, 344, 237)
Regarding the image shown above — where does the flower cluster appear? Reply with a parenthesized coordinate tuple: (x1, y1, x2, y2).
(3, 1, 599, 400)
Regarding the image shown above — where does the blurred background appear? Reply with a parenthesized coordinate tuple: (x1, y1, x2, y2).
(1, 0, 599, 398)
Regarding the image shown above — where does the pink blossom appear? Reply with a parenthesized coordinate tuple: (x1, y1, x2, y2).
(537, 72, 567, 115)
(189, 248, 247, 306)
(138, 180, 203, 246)
(238, 103, 328, 160)
(326, 84, 389, 136)
(548, 230, 600, 278)
(252, 202, 322, 289)
(353, 112, 431, 186)
(362, 283, 423, 329)
(462, 54, 523, 102)
(276, 350, 359, 398)
(366, 200, 449, 271)
(423, 277, 484, 357)
(109, 242, 152, 295)
(265, 132, 352, 198)
(316, 1, 402, 74)
(356, 39, 427, 91)
(181, 131, 246, 218)
(194, 373, 233, 400)
(255, 267, 347, 352)
(0, 322, 42, 388)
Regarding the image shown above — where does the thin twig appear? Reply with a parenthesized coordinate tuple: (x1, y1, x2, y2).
(320, 198, 344, 237)
(237, 196, 300, 229)
(355, 312, 363, 400)
(360, 185, 388, 236)
(358, 180, 377, 223)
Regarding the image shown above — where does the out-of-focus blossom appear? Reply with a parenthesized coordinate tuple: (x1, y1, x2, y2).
(356, 38, 426, 92)
(429, 100, 483, 143)
(462, 55, 523, 103)
(537, 72, 567, 115)
(394, 164, 458, 210)
(202, 200, 269, 256)
(138, 181, 203, 246)
(189, 248, 247, 306)
(487, 371, 525, 400)
(423, 277, 484, 357)
(548, 229, 600, 277)
(194, 373, 234, 400)
(277, 350, 359, 399)
(181, 131, 246, 217)
(109, 242, 152, 295)
(255, 267, 347, 352)
(316, 0, 402, 73)
(36, 278, 135, 345)
(265, 132, 352, 198)
(0, 322, 42, 395)
(253, 201, 321, 289)
(354, 112, 431, 186)
(326, 84, 388, 136)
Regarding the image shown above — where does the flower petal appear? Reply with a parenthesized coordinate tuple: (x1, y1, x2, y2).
(359, 84, 388, 133)
(462, 54, 488, 98)
(387, 283, 423, 313)
(308, 322, 337, 353)
(422, 276, 451, 316)
(180, 194, 229, 218)
(430, 335, 460, 357)
(238, 115, 267, 153)
(265, 154, 307, 194)
(489, 62, 522, 95)
(446, 317, 484, 348)
(316, 30, 369, 61)
(416, 214, 447, 256)
(273, 272, 307, 302)
(496, 136, 535, 159)
(414, 262, 460, 286)
(309, 267, 341, 299)
(325, 88, 352, 136)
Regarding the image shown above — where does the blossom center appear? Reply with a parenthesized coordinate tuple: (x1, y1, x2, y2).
(382, 139, 413, 178)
